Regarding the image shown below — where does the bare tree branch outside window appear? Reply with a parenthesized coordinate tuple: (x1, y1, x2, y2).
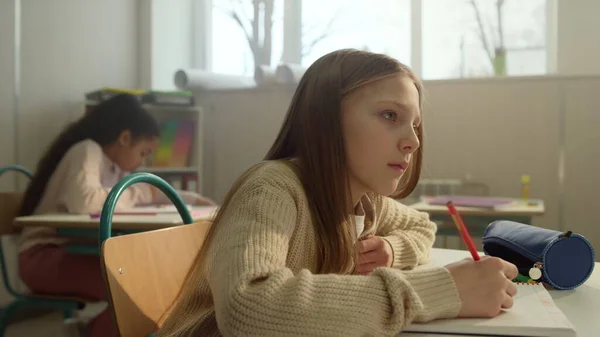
(469, 0, 506, 75)
(466, 0, 545, 76)
(300, 7, 343, 58)
(215, 0, 275, 68)
(216, 0, 339, 69)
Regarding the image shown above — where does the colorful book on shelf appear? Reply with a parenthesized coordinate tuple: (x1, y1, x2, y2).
(150, 120, 194, 167)
(152, 120, 179, 167)
(171, 120, 195, 167)
(85, 87, 147, 102)
(85, 88, 195, 113)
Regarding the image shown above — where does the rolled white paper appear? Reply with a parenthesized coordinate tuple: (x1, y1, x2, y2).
(254, 65, 278, 86)
(275, 63, 307, 84)
(173, 69, 255, 90)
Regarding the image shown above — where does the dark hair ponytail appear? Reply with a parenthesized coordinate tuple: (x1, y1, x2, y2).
(19, 94, 160, 216)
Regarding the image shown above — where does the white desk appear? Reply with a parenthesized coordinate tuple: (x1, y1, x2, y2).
(398, 248, 599, 337)
(409, 199, 545, 237)
(410, 198, 545, 217)
(14, 206, 217, 230)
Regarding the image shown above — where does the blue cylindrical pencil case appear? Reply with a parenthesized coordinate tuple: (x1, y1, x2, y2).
(482, 220, 595, 290)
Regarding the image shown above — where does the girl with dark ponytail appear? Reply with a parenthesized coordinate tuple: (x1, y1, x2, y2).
(18, 94, 214, 337)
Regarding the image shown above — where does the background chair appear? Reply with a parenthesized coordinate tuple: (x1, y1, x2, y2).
(98, 172, 202, 337)
(0, 165, 84, 336)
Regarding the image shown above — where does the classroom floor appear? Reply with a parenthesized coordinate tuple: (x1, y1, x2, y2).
(6, 311, 67, 337)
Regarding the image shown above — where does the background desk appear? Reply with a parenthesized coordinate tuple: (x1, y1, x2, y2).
(401, 248, 599, 337)
(14, 207, 217, 254)
(14, 212, 215, 231)
(409, 199, 545, 236)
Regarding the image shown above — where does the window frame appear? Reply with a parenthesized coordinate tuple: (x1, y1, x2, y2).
(191, 0, 557, 78)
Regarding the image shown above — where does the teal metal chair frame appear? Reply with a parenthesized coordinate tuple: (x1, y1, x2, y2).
(56, 172, 193, 256)
(0, 165, 84, 336)
(97, 172, 193, 245)
(98, 172, 192, 337)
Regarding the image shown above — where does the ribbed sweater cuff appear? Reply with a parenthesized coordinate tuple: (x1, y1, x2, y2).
(402, 267, 462, 322)
(382, 235, 419, 268)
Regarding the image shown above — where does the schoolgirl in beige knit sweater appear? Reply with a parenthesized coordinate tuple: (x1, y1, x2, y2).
(157, 49, 518, 336)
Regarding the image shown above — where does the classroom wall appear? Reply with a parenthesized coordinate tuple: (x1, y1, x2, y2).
(562, 78, 600, 251)
(0, 0, 17, 191)
(197, 87, 295, 201)
(0, 0, 140, 307)
(0, 0, 141, 190)
(196, 75, 600, 257)
(421, 77, 561, 230)
(556, 0, 600, 75)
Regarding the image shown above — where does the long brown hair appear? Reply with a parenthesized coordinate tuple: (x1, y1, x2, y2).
(264, 49, 424, 273)
(162, 49, 424, 325)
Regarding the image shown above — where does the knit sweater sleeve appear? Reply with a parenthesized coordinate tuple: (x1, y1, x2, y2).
(374, 196, 437, 270)
(206, 173, 460, 336)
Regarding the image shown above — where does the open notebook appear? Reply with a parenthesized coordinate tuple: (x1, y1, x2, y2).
(404, 283, 576, 337)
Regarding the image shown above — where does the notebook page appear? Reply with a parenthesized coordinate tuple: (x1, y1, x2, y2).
(530, 283, 574, 330)
(403, 283, 575, 337)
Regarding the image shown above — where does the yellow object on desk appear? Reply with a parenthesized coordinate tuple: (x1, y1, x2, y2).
(521, 174, 531, 202)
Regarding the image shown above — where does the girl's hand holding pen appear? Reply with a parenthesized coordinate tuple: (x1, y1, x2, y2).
(446, 256, 518, 318)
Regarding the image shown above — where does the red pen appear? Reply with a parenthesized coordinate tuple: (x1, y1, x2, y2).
(446, 201, 480, 261)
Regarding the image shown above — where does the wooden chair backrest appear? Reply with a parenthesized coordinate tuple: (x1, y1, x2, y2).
(0, 193, 23, 236)
(100, 221, 210, 337)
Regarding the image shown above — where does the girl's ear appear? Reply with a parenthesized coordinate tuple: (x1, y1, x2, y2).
(118, 130, 133, 147)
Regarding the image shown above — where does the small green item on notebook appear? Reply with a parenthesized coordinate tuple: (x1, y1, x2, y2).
(513, 273, 532, 283)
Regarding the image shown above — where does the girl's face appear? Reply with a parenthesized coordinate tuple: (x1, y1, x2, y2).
(113, 132, 159, 172)
(341, 73, 421, 204)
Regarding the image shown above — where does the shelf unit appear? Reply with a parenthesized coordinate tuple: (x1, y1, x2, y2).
(85, 101, 205, 194)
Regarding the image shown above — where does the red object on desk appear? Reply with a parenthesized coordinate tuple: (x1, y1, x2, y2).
(446, 201, 480, 261)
